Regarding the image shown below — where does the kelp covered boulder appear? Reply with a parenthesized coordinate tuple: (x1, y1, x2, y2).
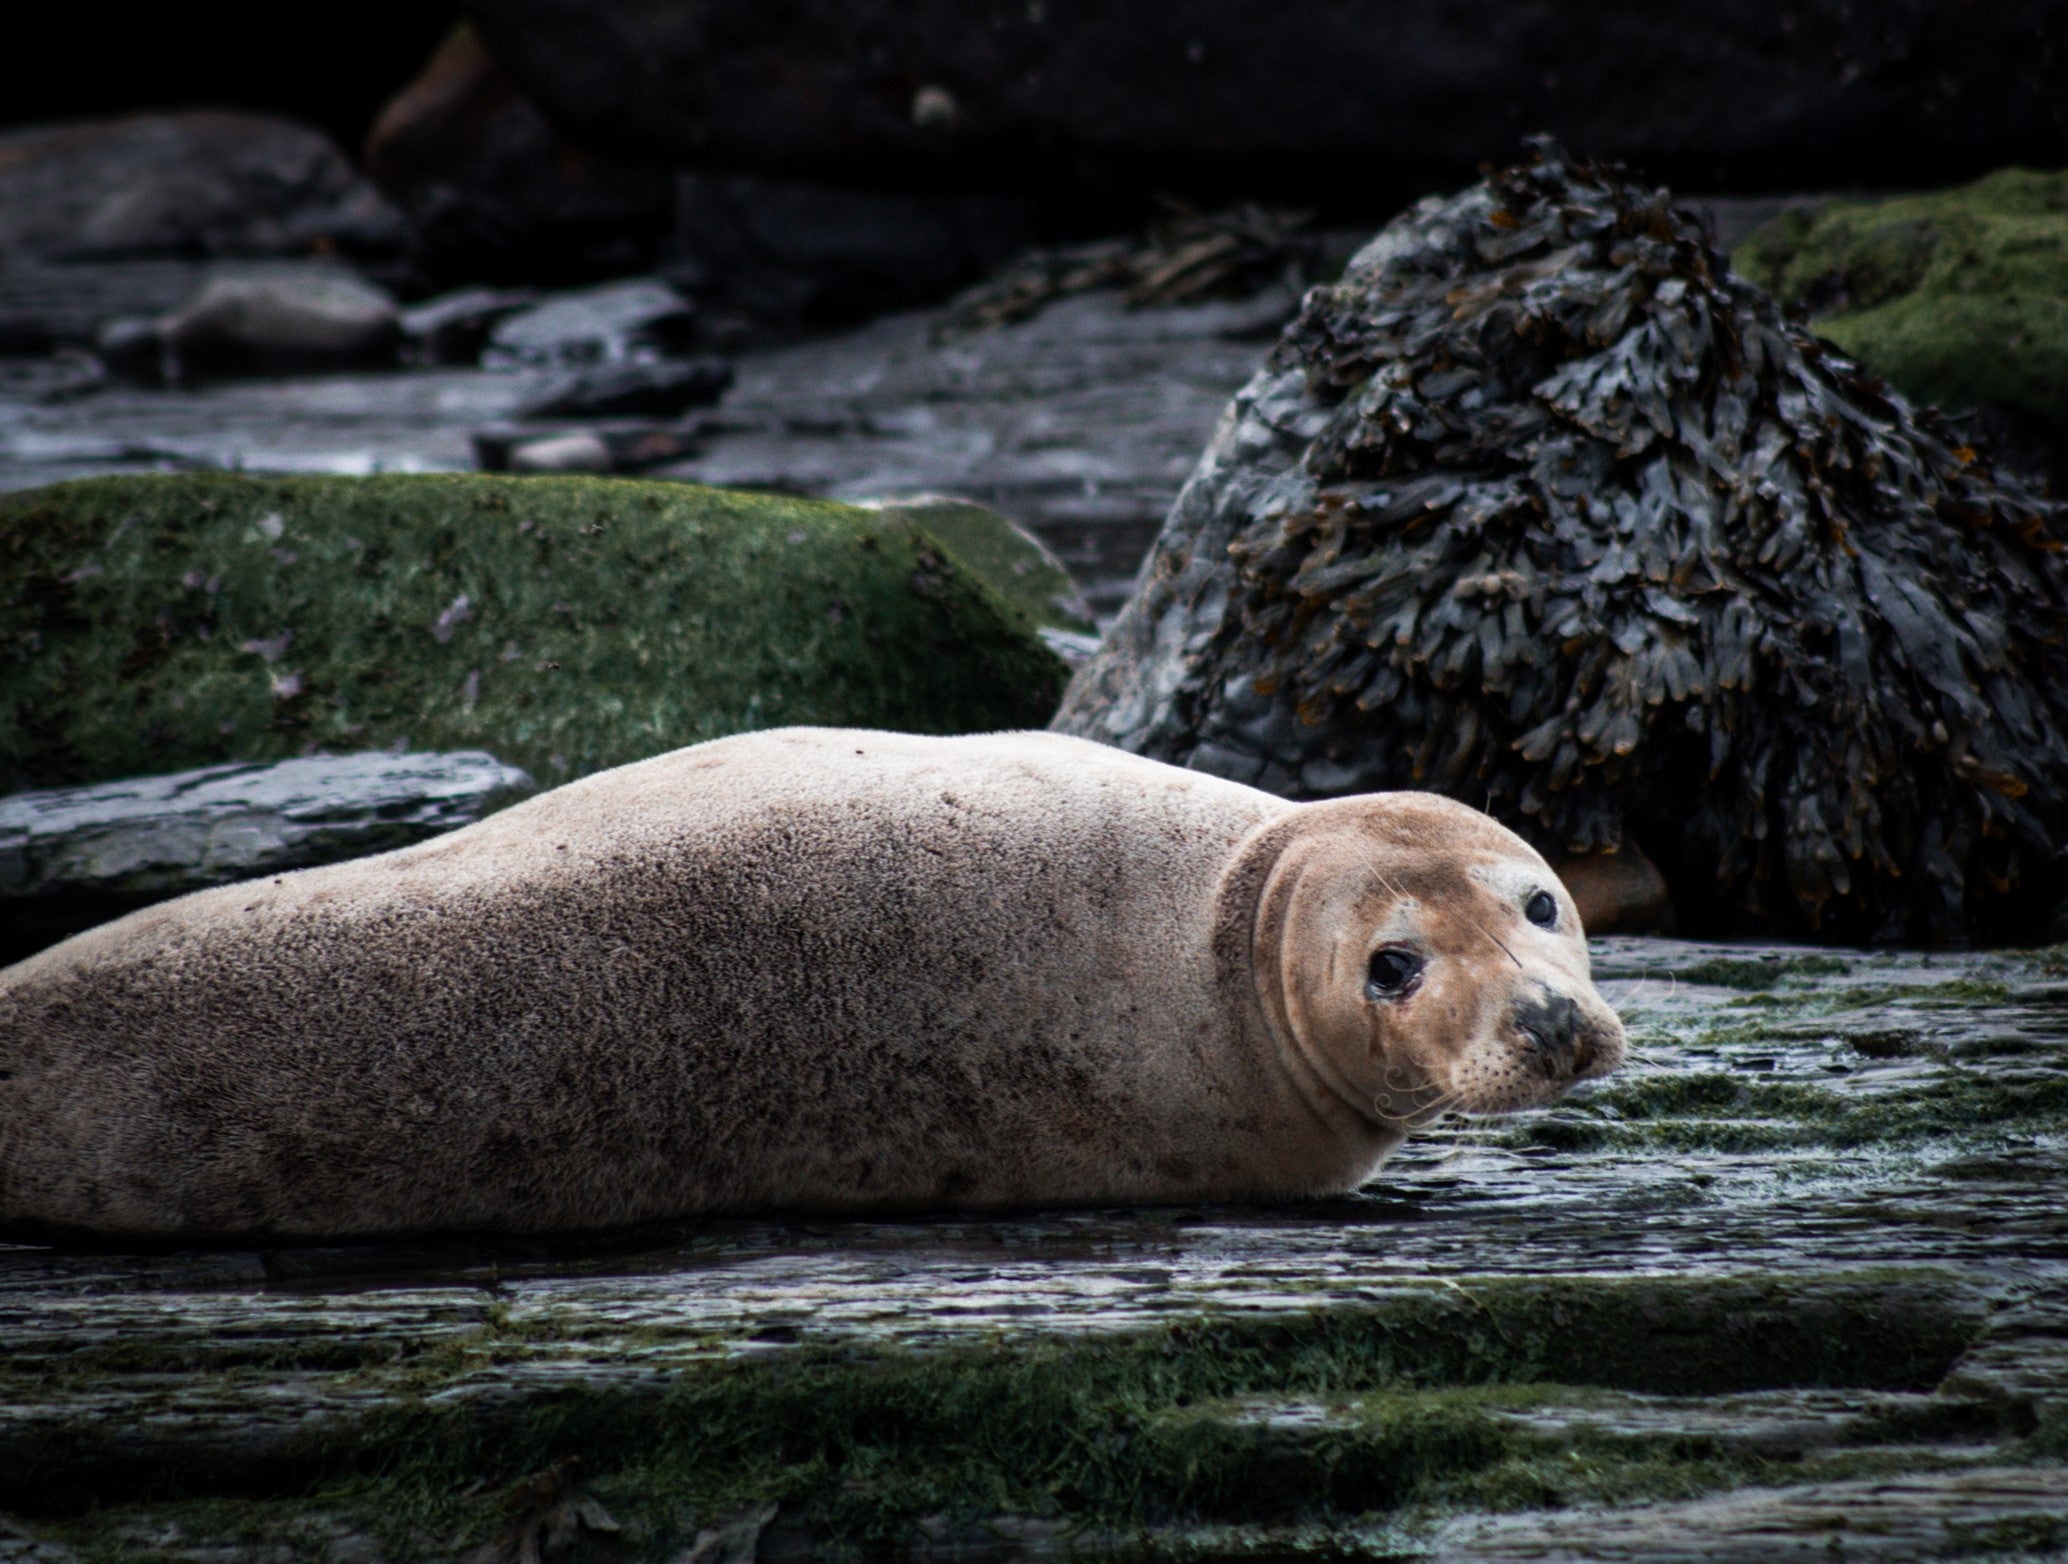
(1056, 145, 2068, 943)
(0, 474, 1063, 792)
(1735, 168, 2068, 475)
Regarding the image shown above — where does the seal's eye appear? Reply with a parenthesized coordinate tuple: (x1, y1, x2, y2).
(1525, 889, 1558, 928)
(1366, 947, 1423, 1000)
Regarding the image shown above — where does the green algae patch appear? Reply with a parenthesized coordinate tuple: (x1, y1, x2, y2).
(0, 473, 1065, 791)
(3, 1271, 1982, 1545)
(863, 496, 1095, 635)
(1735, 169, 2068, 444)
(1665, 953, 1852, 991)
(1528, 1057, 2068, 1155)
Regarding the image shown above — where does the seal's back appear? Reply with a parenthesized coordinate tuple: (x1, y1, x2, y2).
(0, 729, 1308, 1239)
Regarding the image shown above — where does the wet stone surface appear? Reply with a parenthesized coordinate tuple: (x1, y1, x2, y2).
(0, 752, 535, 965)
(0, 936, 2062, 1558)
(0, 284, 1297, 624)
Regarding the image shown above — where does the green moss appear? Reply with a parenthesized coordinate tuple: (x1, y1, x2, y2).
(1520, 1054, 2068, 1155)
(1734, 168, 2068, 439)
(1666, 954, 1851, 990)
(7, 1273, 1981, 1546)
(0, 473, 1065, 791)
(862, 496, 1095, 635)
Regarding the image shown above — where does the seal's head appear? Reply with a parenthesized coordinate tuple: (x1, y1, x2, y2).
(1250, 792, 1625, 1131)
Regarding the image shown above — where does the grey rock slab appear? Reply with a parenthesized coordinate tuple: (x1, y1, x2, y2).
(0, 365, 554, 490)
(1431, 1466, 2068, 1561)
(0, 751, 533, 962)
(0, 751, 534, 902)
(485, 278, 696, 366)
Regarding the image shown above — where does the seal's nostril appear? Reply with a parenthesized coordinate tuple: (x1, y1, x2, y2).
(1514, 990, 1581, 1071)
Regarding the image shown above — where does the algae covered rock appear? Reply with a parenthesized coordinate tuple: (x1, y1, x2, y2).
(859, 494, 1095, 636)
(1735, 168, 2068, 466)
(1056, 145, 2068, 944)
(0, 473, 1063, 792)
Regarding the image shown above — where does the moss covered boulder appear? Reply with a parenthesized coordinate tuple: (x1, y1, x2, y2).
(0, 473, 1064, 791)
(860, 494, 1095, 636)
(1735, 169, 2068, 458)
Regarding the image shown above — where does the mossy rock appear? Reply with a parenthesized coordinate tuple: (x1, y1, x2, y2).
(0, 473, 1064, 791)
(1734, 168, 2068, 447)
(860, 494, 1095, 634)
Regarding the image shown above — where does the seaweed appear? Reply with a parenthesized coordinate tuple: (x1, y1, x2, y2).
(1191, 143, 2068, 943)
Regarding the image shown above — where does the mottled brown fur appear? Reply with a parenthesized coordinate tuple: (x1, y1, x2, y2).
(0, 729, 1621, 1241)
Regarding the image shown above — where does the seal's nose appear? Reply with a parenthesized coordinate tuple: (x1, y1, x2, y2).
(1513, 990, 1582, 1075)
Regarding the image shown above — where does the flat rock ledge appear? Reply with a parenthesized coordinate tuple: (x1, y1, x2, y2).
(0, 750, 533, 962)
(0, 935, 2062, 1560)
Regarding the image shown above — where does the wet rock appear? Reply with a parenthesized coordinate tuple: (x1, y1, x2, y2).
(472, 422, 704, 474)
(1736, 168, 2068, 490)
(0, 111, 403, 264)
(0, 472, 1063, 794)
(154, 273, 402, 381)
(485, 278, 696, 366)
(0, 751, 533, 965)
(398, 285, 539, 365)
(1433, 1467, 2068, 1560)
(500, 430, 613, 473)
(462, 0, 2068, 200)
(0, 276, 1291, 617)
(0, 260, 209, 354)
(365, 23, 674, 286)
(1054, 145, 2068, 945)
(516, 356, 733, 419)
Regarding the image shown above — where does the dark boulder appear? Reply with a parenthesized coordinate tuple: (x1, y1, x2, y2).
(515, 356, 734, 418)
(365, 23, 1038, 321)
(364, 24, 676, 287)
(457, 0, 2068, 200)
(0, 111, 403, 264)
(1053, 146, 2068, 945)
(666, 172, 1039, 333)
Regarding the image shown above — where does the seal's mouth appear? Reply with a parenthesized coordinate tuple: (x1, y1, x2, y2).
(1511, 989, 1625, 1084)
(1434, 991, 1626, 1118)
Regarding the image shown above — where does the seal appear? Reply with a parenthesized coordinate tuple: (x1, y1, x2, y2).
(0, 728, 1624, 1240)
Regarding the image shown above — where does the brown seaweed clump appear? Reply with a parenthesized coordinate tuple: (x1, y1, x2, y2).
(1160, 145, 2068, 942)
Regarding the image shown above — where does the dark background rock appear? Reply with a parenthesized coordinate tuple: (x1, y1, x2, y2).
(459, 0, 2068, 207)
(0, 1, 458, 157)
(397, 284, 538, 364)
(664, 171, 1043, 336)
(0, 112, 404, 265)
(0, 751, 533, 966)
(516, 357, 733, 419)
(363, 23, 676, 287)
